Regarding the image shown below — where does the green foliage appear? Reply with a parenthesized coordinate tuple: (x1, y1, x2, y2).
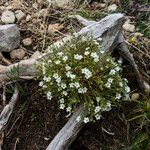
(37, 35, 130, 123)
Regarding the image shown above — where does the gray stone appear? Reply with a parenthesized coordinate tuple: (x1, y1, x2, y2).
(10, 48, 26, 60)
(15, 10, 26, 21)
(0, 24, 20, 52)
(1, 10, 15, 24)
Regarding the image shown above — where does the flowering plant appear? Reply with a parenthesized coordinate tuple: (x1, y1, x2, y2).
(38, 35, 130, 123)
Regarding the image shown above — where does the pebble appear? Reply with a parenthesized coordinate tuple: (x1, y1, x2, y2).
(26, 14, 31, 22)
(31, 51, 41, 59)
(22, 38, 32, 46)
(10, 48, 26, 60)
(107, 4, 118, 12)
(1, 10, 15, 24)
(15, 10, 26, 21)
(123, 22, 135, 32)
(52, 0, 74, 9)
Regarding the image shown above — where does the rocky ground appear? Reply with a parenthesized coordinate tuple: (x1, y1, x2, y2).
(0, 0, 150, 150)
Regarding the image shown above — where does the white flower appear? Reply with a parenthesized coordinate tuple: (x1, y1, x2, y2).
(106, 59, 110, 62)
(125, 86, 130, 93)
(55, 60, 60, 64)
(82, 36, 87, 41)
(74, 82, 80, 88)
(56, 77, 61, 83)
(115, 66, 121, 71)
(83, 117, 89, 123)
(81, 68, 92, 79)
(43, 76, 51, 82)
(48, 60, 52, 63)
(69, 83, 74, 88)
(124, 78, 128, 83)
(85, 47, 90, 51)
(47, 91, 52, 100)
(84, 51, 90, 56)
(109, 69, 116, 75)
(62, 91, 68, 96)
(91, 52, 98, 58)
(62, 56, 68, 62)
(102, 101, 111, 111)
(61, 83, 67, 89)
(58, 52, 63, 56)
(70, 74, 76, 79)
(115, 93, 121, 99)
(60, 104, 65, 109)
(59, 98, 64, 103)
(66, 71, 72, 78)
(78, 87, 87, 94)
(96, 97, 101, 102)
(74, 54, 83, 60)
(97, 37, 102, 41)
(95, 114, 101, 120)
(94, 57, 99, 62)
(118, 60, 122, 64)
(39, 81, 43, 87)
(76, 116, 81, 122)
(66, 107, 71, 112)
(105, 82, 111, 88)
(100, 50, 104, 54)
(108, 78, 113, 84)
(53, 73, 59, 79)
(94, 106, 101, 113)
(65, 65, 71, 71)
(119, 82, 123, 87)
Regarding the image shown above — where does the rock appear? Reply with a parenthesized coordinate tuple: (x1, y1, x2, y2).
(0, 24, 20, 52)
(131, 93, 139, 100)
(31, 51, 41, 59)
(1, 10, 15, 24)
(15, 10, 26, 21)
(10, 49, 26, 60)
(51, 0, 74, 9)
(123, 22, 135, 32)
(22, 38, 32, 46)
(107, 4, 118, 12)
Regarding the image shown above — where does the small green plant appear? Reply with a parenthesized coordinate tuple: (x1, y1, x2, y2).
(37, 35, 130, 123)
(125, 96, 150, 149)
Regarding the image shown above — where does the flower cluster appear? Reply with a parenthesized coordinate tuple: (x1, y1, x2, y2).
(37, 35, 130, 123)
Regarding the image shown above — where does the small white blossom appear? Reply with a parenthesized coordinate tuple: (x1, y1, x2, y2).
(125, 86, 130, 93)
(96, 97, 101, 102)
(109, 69, 116, 75)
(65, 65, 71, 71)
(60, 104, 65, 109)
(61, 83, 67, 89)
(74, 82, 80, 88)
(95, 114, 101, 120)
(81, 68, 92, 79)
(47, 91, 52, 100)
(62, 56, 68, 62)
(84, 51, 90, 56)
(69, 83, 74, 88)
(62, 91, 68, 96)
(53, 73, 59, 79)
(115, 66, 121, 71)
(85, 47, 90, 51)
(83, 117, 89, 123)
(39, 81, 43, 87)
(76, 116, 81, 122)
(82, 36, 87, 41)
(97, 37, 102, 41)
(105, 82, 111, 88)
(55, 60, 60, 64)
(66, 107, 71, 112)
(48, 60, 52, 63)
(58, 52, 63, 56)
(100, 50, 105, 54)
(116, 93, 121, 99)
(124, 78, 128, 83)
(56, 77, 61, 83)
(108, 78, 113, 84)
(78, 87, 87, 94)
(43, 76, 51, 82)
(59, 98, 64, 103)
(119, 82, 123, 87)
(103, 101, 111, 111)
(70, 74, 76, 79)
(74, 54, 83, 60)
(94, 106, 101, 113)
(118, 60, 122, 64)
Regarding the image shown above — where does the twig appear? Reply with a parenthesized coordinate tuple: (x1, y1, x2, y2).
(0, 52, 11, 65)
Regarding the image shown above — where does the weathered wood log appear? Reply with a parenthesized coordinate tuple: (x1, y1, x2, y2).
(0, 86, 19, 133)
(46, 106, 87, 150)
(0, 13, 125, 83)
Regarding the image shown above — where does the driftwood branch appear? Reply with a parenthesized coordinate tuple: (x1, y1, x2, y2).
(46, 106, 87, 150)
(0, 86, 19, 133)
